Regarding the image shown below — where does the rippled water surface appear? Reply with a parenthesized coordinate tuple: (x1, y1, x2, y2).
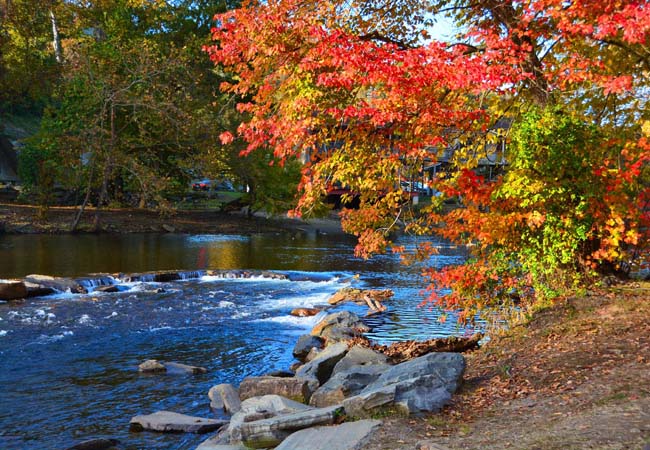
(0, 232, 473, 449)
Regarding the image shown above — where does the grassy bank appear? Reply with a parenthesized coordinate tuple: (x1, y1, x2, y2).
(364, 282, 650, 449)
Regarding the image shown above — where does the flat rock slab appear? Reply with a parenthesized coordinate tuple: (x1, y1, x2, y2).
(130, 411, 227, 433)
(195, 443, 250, 450)
(275, 419, 382, 450)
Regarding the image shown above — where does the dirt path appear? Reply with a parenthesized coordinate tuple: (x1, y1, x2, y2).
(363, 283, 650, 450)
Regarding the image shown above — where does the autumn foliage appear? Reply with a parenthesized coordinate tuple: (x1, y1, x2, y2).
(206, 0, 650, 320)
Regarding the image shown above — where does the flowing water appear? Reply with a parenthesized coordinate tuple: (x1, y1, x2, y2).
(0, 231, 474, 449)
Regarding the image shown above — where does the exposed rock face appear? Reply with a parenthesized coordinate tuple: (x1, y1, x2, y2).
(295, 341, 349, 385)
(195, 442, 250, 450)
(310, 311, 369, 343)
(209, 384, 242, 414)
(0, 280, 27, 300)
(290, 308, 321, 317)
(138, 359, 166, 373)
(327, 288, 394, 305)
(292, 334, 324, 361)
(309, 364, 388, 408)
(275, 419, 382, 450)
(23, 281, 56, 298)
(239, 405, 343, 449)
(239, 376, 319, 404)
(129, 411, 227, 433)
(222, 395, 314, 444)
(343, 352, 465, 417)
(332, 345, 388, 375)
(24, 275, 87, 294)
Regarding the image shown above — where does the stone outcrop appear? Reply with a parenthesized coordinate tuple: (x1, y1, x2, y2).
(239, 405, 343, 449)
(0, 280, 27, 300)
(23, 281, 56, 298)
(310, 311, 369, 343)
(275, 419, 382, 450)
(239, 376, 318, 404)
(292, 334, 324, 361)
(24, 275, 87, 294)
(295, 341, 349, 385)
(129, 411, 227, 433)
(343, 352, 465, 417)
(309, 364, 388, 408)
(209, 384, 242, 414)
(332, 345, 387, 375)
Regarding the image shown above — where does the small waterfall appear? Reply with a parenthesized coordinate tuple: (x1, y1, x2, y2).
(75, 275, 118, 288)
(177, 270, 206, 280)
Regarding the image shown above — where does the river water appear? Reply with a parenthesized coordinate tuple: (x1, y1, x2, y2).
(0, 231, 474, 449)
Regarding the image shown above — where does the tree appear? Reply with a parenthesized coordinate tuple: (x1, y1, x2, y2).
(206, 0, 650, 321)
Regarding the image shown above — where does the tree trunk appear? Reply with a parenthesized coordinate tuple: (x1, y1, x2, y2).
(49, 9, 62, 64)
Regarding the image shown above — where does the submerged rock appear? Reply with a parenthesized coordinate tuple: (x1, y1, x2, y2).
(129, 411, 227, 433)
(138, 360, 166, 373)
(275, 419, 382, 450)
(64, 438, 122, 450)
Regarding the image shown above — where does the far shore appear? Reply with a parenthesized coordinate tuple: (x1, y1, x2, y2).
(0, 203, 347, 236)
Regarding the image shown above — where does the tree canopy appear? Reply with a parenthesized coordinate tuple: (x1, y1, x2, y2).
(206, 0, 650, 320)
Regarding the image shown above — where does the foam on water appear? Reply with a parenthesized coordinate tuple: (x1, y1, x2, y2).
(0, 330, 8, 337)
(78, 314, 93, 325)
(258, 292, 332, 310)
(256, 310, 327, 329)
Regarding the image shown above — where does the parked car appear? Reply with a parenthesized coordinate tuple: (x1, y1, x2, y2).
(191, 179, 212, 191)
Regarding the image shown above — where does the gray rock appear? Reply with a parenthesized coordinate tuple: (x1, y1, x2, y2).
(23, 281, 56, 298)
(275, 419, 382, 450)
(24, 274, 87, 294)
(0, 280, 27, 300)
(310, 311, 369, 343)
(416, 442, 452, 450)
(292, 334, 324, 361)
(239, 376, 319, 404)
(209, 384, 242, 414)
(309, 364, 388, 407)
(195, 440, 250, 450)
(129, 411, 227, 433)
(94, 285, 119, 293)
(138, 359, 166, 373)
(305, 347, 321, 362)
(164, 361, 208, 374)
(224, 395, 314, 443)
(332, 345, 387, 375)
(239, 405, 343, 448)
(343, 353, 465, 417)
(295, 341, 349, 385)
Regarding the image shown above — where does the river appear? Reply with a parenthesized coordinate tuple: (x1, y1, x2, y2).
(0, 231, 474, 449)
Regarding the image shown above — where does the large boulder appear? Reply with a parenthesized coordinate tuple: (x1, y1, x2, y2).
(209, 384, 242, 414)
(275, 419, 382, 450)
(222, 395, 314, 444)
(292, 334, 324, 361)
(239, 376, 319, 404)
(295, 341, 349, 385)
(239, 405, 343, 449)
(331, 345, 387, 375)
(309, 364, 388, 408)
(0, 280, 27, 300)
(310, 311, 369, 343)
(343, 352, 465, 417)
(24, 275, 87, 294)
(129, 411, 227, 433)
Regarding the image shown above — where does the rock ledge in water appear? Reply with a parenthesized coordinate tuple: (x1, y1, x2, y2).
(129, 411, 227, 433)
